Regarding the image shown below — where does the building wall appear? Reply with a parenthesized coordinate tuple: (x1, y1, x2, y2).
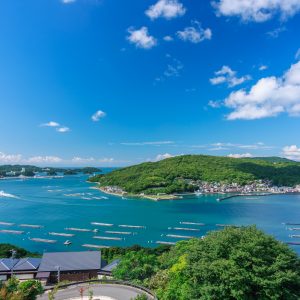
(49, 270, 98, 283)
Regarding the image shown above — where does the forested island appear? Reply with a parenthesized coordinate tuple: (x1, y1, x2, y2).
(0, 165, 101, 178)
(89, 155, 300, 198)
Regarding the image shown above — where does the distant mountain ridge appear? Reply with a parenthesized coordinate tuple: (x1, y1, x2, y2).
(89, 155, 300, 195)
(251, 157, 296, 163)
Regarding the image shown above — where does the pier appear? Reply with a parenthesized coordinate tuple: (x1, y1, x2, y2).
(105, 231, 133, 235)
(166, 234, 194, 239)
(0, 229, 24, 234)
(49, 232, 75, 237)
(20, 224, 43, 228)
(91, 222, 114, 227)
(30, 238, 57, 244)
(65, 227, 92, 232)
(93, 236, 123, 241)
(180, 222, 205, 226)
(156, 241, 176, 245)
(82, 244, 110, 249)
(119, 224, 146, 229)
(0, 222, 15, 226)
(170, 227, 200, 231)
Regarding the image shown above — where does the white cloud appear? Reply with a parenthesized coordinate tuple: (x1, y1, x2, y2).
(27, 156, 63, 164)
(163, 35, 174, 42)
(40, 121, 60, 127)
(210, 65, 251, 87)
(155, 153, 174, 161)
(91, 110, 106, 122)
(282, 145, 300, 161)
(227, 153, 253, 158)
(61, 0, 76, 3)
(208, 100, 222, 108)
(213, 0, 300, 22)
(72, 157, 95, 163)
(155, 55, 184, 82)
(259, 65, 268, 71)
(0, 152, 23, 163)
(121, 141, 174, 146)
(296, 48, 300, 60)
(56, 127, 70, 133)
(145, 0, 186, 20)
(224, 60, 300, 120)
(177, 21, 212, 44)
(266, 26, 287, 38)
(127, 27, 157, 49)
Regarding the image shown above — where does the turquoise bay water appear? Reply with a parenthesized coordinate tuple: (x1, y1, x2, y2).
(0, 172, 300, 254)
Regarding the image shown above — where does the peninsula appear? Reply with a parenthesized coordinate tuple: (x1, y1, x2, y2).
(89, 155, 300, 199)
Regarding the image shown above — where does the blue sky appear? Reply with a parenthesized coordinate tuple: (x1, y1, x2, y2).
(0, 0, 300, 166)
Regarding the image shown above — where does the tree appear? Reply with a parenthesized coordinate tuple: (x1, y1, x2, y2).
(17, 280, 43, 300)
(152, 226, 300, 300)
(113, 250, 160, 284)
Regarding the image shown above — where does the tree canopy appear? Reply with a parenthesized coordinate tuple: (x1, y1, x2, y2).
(89, 155, 300, 194)
(114, 226, 300, 300)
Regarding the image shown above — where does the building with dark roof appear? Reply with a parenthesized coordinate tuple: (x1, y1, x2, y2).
(0, 251, 119, 284)
(0, 257, 41, 281)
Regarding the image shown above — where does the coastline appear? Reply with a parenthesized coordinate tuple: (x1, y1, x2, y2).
(91, 184, 300, 202)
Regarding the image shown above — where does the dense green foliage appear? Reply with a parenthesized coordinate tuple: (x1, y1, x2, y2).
(0, 277, 43, 300)
(0, 244, 39, 258)
(113, 226, 300, 300)
(89, 155, 300, 194)
(0, 165, 101, 178)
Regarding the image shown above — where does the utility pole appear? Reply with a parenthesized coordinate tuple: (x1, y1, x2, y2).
(10, 249, 17, 277)
(56, 266, 60, 283)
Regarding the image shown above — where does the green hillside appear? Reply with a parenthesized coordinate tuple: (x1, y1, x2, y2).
(89, 155, 300, 195)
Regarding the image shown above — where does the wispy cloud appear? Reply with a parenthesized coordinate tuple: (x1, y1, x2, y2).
(177, 20, 212, 44)
(127, 27, 157, 49)
(210, 65, 251, 88)
(27, 156, 63, 163)
(155, 55, 184, 82)
(145, 0, 186, 20)
(259, 65, 268, 71)
(266, 26, 287, 38)
(155, 153, 174, 161)
(213, 0, 300, 22)
(121, 141, 174, 146)
(282, 145, 300, 161)
(61, 0, 76, 4)
(227, 153, 253, 158)
(92, 110, 106, 122)
(40, 121, 60, 127)
(56, 127, 70, 133)
(0, 152, 23, 163)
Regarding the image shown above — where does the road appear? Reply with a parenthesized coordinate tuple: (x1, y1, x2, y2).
(38, 283, 154, 300)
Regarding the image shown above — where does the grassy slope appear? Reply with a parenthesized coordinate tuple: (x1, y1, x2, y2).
(89, 155, 300, 195)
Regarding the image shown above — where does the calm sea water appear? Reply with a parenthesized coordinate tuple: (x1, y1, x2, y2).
(0, 172, 300, 255)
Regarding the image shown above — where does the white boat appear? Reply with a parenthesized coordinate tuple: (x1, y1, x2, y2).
(64, 240, 72, 245)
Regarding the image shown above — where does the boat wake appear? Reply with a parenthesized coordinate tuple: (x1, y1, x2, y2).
(0, 190, 19, 199)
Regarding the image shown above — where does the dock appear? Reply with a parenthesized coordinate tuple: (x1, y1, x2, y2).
(180, 222, 205, 226)
(91, 222, 113, 227)
(20, 224, 43, 229)
(119, 225, 146, 229)
(0, 222, 15, 226)
(0, 229, 24, 235)
(82, 244, 110, 249)
(156, 241, 176, 245)
(30, 238, 57, 244)
(170, 227, 200, 232)
(65, 227, 91, 232)
(166, 234, 194, 239)
(93, 236, 123, 241)
(105, 231, 133, 235)
(49, 232, 75, 237)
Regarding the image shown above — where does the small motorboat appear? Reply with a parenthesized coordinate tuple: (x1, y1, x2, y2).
(64, 240, 72, 245)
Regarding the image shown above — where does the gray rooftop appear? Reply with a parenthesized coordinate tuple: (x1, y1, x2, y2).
(38, 251, 101, 272)
(101, 259, 120, 272)
(0, 258, 41, 272)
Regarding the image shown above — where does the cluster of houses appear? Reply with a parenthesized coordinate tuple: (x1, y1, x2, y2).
(0, 251, 119, 285)
(193, 180, 300, 194)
